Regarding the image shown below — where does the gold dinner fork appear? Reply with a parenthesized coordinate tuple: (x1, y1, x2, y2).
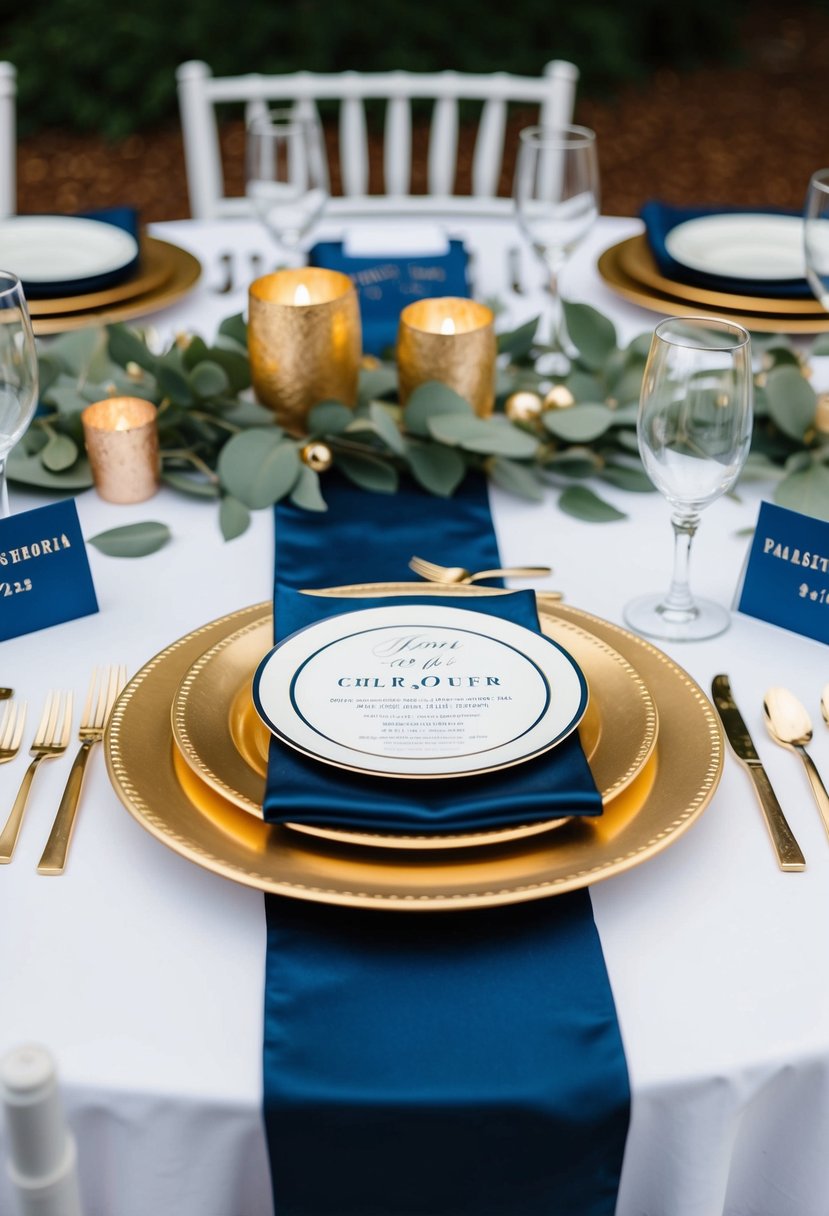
(0, 691, 73, 863)
(0, 700, 27, 765)
(37, 666, 127, 875)
(408, 555, 555, 586)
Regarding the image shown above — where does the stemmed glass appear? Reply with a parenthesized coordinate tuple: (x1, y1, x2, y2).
(513, 124, 600, 370)
(246, 109, 330, 266)
(804, 168, 829, 310)
(0, 273, 38, 518)
(624, 317, 753, 642)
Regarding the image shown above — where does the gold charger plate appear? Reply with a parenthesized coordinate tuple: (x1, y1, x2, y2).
(27, 237, 173, 317)
(598, 239, 829, 334)
(31, 239, 201, 336)
(171, 606, 658, 850)
(105, 590, 723, 911)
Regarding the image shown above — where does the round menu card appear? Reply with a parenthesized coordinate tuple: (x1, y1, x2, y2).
(252, 604, 588, 779)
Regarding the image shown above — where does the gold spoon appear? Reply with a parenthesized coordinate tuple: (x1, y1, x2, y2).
(764, 686, 829, 840)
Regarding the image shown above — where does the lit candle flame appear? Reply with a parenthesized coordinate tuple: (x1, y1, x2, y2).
(294, 283, 312, 306)
(440, 317, 456, 336)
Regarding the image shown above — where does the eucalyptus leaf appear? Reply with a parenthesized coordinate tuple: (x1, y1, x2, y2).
(305, 400, 351, 435)
(219, 494, 251, 540)
(738, 451, 784, 482)
(88, 521, 171, 558)
(428, 413, 538, 458)
(189, 360, 230, 398)
(403, 382, 473, 437)
(358, 366, 398, 404)
(40, 433, 79, 472)
(559, 485, 626, 522)
(544, 450, 601, 479)
(225, 398, 280, 428)
(217, 429, 301, 509)
(7, 449, 93, 490)
(626, 333, 653, 359)
(49, 328, 107, 378)
(44, 384, 89, 416)
(497, 316, 540, 360)
(562, 301, 617, 371)
(107, 324, 158, 374)
(290, 465, 328, 512)
(407, 442, 466, 497)
(488, 456, 545, 502)
(599, 463, 654, 493)
(182, 336, 210, 369)
(368, 401, 406, 454)
(765, 365, 817, 441)
(774, 464, 829, 521)
(161, 470, 220, 499)
(566, 371, 604, 403)
(811, 334, 829, 356)
(543, 403, 616, 443)
(204, 346, 251, 392)
(337, 451, 399, 493)
(157, 364, 194, 407)
(218, 313, 247, 348)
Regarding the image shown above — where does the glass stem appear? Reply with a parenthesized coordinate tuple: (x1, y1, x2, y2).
(0, 459, 9, 520)
(663, 511, 700, 616)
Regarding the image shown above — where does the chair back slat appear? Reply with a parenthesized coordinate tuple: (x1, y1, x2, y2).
(472, 95, 506, 198)
(340, 89, 369, 197)
(384, 79, 412, 195)
(428, 88, 459, 196)
(0, 63, 16, 218)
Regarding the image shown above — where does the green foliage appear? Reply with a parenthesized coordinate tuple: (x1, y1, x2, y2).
(5, 0, 754, 138)
(87, 521, 171, 557)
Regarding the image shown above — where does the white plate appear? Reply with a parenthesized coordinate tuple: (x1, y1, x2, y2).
(253, 604, 588, 778)
(0, 216, 139, 283)
(665, 213, 805, 281)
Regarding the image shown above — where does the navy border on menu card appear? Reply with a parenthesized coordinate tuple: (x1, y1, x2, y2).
(737, 500, 829, 644)
(0, 499, 98, 643)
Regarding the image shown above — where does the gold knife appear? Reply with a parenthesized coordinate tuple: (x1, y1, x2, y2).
(712, 674, 805, 872)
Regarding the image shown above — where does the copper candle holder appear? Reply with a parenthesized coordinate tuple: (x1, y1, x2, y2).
(81, 397, 160, 504)
(397, 297, 496, 418)
(248, 268, 362, 433)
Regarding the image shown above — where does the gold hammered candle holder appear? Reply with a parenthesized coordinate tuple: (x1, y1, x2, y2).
(397, 297, 497, 417)
(81, 397, 160, 504)
(248, 268, 362, 433)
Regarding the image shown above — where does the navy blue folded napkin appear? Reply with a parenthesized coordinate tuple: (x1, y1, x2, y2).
(263, 584, 602, 835)
(22, 206, 140, 298)
(308, 238, 470, 355)
(641, 200, 811, 299)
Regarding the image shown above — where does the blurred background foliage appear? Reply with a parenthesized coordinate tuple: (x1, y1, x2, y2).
(0, 0, 761, 138)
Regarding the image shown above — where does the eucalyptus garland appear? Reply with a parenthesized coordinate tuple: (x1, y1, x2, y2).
(16, 301, 829, 555)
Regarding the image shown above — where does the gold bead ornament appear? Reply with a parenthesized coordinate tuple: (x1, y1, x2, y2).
(543, 385, 576, 410)
(505, 391, 543, 423)
(301, 441, 334, 473)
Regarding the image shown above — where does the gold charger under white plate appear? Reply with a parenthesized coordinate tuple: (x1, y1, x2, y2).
(105, 589, 723, 911)
(26, 237, 174, 316)
(31, 239, 201, 335)
(171, 605, 658, 850)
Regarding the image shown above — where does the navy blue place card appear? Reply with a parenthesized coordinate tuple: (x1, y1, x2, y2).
(0, 499, 98, 643)
(737, 500, 829, 643)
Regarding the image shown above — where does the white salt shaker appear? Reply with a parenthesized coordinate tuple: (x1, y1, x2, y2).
(0, 1044, 83, 1216)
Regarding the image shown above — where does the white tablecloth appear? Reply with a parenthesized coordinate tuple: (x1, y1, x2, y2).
(3, 214, 829, 1216)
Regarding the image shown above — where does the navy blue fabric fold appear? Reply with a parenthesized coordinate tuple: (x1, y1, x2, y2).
(308, 239, 469, 355)
(23, 206, 140, 298)
(263, 472, 630, 1215)
(641, 199, 811, 299)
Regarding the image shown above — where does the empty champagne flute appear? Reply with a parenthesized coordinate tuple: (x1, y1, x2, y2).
(624, 317, 753, 641)
(513, 124, 599, 371)
(804, 168, 829, 310)
(246, 108, 329, 266)
(0, 273, 38, 518)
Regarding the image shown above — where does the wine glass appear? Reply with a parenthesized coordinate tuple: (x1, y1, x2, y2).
(624, 317, 753, 642)
(246, 108, 330, 265)
(804, 168, 829, 310)
(513, 124, 600, 370)
(0, 273, 38, 518)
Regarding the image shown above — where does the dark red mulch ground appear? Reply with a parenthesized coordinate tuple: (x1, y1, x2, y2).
(13, 4, 829, 223)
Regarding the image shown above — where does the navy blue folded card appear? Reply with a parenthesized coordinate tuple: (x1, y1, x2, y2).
(0, 500, 98, 642)
(308, 238, 470, 355)
(21, 207, 140, 299)
(263, 586, 602, 834)
(641, 200, 812, 299)
(737, 500, 829, 643)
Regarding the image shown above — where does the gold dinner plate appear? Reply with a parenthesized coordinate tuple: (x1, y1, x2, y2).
(27, 237, 174, 317)
(170, 606, 658, 850)
(31, 239, 201, 336)
(105, 590, 723, 911)
(598, 238, 829, 334)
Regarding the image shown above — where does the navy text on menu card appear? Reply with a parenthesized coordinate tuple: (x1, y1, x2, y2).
(0, 499, 98, 643)
(737, 500, 829, 644)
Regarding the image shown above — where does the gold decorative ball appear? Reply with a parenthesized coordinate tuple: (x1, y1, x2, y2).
(125, 361, 144, 382)
(815, 392, 829, 435)
(361, 354, 382, 370)
(543, 385, 576, 410)
(505, 391, 543, 423)
(300, 441, 333, 473)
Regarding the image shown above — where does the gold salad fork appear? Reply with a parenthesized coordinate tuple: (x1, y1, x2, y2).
(409, 555, 555, 586)
(0, 691, 73, 863)
(37, 666, 127, 875)
(0, 700, 26, 765)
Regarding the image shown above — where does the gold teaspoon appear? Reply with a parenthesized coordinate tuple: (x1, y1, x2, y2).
(764, 686, 829, 840)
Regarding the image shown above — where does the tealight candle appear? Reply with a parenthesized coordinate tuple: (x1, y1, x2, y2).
(397, 297, 497, 417)
(81, 397, 160, 504)
(248, 268, 362, 433)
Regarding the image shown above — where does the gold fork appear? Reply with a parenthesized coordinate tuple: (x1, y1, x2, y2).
(409, 555, 555, 586)
(0, 700, 27, 765)
(37, 666, 127, 875)
(0, 691, 73, 863)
